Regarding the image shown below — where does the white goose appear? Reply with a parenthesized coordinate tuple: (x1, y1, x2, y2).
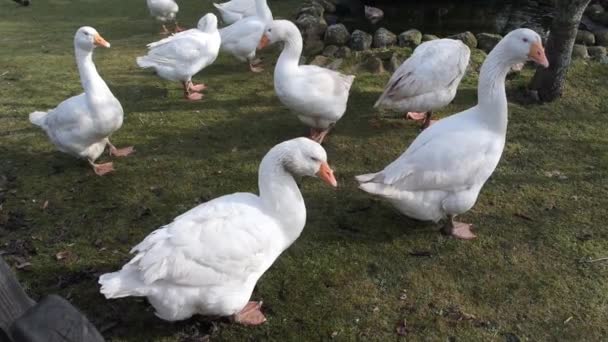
(375, 39, 470, 129)
(213, 0, 257, 25)
(137, 13, 221, 101)
(258, 20, 355, 143)
(219, 0, 272, 73)
(99, 138, 337, 325)
(29, 27, 133, 176)
(146, 0, 182, 34)
(356, 29, 548, 239)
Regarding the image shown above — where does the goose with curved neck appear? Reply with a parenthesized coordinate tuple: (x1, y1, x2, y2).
(99, 138, 337, 325)
(374, 39, 470, 129)
(258, 20, 355, 143)
(137, 13, 221, 101)
(356, 28, 549, 240)
(219, 0, 273, 73)
(29, 26, 133, 176)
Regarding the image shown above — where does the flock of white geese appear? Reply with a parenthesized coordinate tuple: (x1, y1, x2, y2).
(26, 0, 549, 326)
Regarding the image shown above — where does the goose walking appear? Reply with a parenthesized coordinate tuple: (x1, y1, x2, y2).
(137, 14, 221, 101)
(258, 20, 355, 143)
(219, 0, 272, 73)
(356, 29, 548, 239)
(147, 0, 183, 34)
(29, 27, 133, 176)
(99, 138, 337, 325)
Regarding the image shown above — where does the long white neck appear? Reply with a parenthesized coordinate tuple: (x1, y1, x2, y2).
(255, 0, 273, 23)
(475, 43, 513, 133)
(74, 46, 112, 100)
(258, 148, 307, 246)
(275, 24, 303, 75)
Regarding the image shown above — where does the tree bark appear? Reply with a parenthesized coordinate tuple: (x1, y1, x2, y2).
(530, 0, 591, 102)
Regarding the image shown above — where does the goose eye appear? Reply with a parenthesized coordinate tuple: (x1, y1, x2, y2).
(522, 37, 529, 43)
(268, 28, 272, 33)
(310, 156, 319, 162)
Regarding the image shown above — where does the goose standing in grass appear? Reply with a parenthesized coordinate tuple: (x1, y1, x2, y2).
(99, 138, 337, 325)
(29, 27, 133, 176)
(147, 0, 183, 34)
(137, 13, 221, 101)
(218, 0, 272, 73)
(258, 20, 355, 143)
(356, 29, 549, 240)
(374, 39, 470, 129)
(213, 0, 257, 25)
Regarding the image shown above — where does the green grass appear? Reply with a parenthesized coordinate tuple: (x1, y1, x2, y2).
(1, 0, 608, 341)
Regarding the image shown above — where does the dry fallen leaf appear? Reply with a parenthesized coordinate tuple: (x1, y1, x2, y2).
(396, 319, 409, 336)
(41, 200, 49, 210)
(55, 250, 76, 263)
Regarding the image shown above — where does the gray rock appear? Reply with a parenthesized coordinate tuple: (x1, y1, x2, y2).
(322, 45, 339, 57)
(585, 3, 605, 16)
(388, 53, 403, 72)
(310, 55, 329, 66)
(303, 38, 325, 56)
(297, 3, 324, 18)
(324, 24, 350, 46)
(335, 46, 352, 58)
(572, 44, 590, 59)
(317, 0, 336, 13)
(373, 28, 397, 48)
(422, 34, 439, 42)
(576, 30, 595, 46)
(296, 14, 328, 41)
(588, 46, 608, 59)
(449, 31, 478, 48)
(350, 29, 373, 51)
(398, 29, 422, 48)
(476, 33, 502, 53)
(596, 31, 608, 46)
(326, 58, 344, 70)
(361, 56, 384, 73)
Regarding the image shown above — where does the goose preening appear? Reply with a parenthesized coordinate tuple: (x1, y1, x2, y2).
(219, 0, 272, 73)
(374, 39, 470, 129)
(137, 13, 221, 101)
(99, 138, 337, 325)
(29, 27, 133, 176)
(356, 29, 549, 240)
(146, 0, 183, 34)
(213, 0, 257, 25)
(258, 20, 355, 143)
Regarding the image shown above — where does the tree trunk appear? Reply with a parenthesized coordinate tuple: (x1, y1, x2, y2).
(530, 0, 591, 102)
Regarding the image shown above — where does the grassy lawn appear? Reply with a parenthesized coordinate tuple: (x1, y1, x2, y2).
(1, 0, 608, 340)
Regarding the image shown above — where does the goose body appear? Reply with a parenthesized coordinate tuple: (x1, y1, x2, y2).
(29, 27, 132, 176)
(137, 14, 221, 100)
(147, 0, 178, 23)
(357, 29, 549, 239)
(213, 0, 257, 25)
(219, 0, 272, 72)
(99, 138, 337, 324)
(260, 20, 355, 143)
(375, 38, 470, 128)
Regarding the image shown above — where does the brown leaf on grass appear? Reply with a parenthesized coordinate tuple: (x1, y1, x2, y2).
(55, 250, 77, 263)
(41, 200, 49, 210)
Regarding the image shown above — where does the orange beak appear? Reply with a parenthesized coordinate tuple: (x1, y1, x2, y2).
(94, 34, 111, 48)
(528, 41, 548, 68)
(257, 34, 270, 50)
(316, 162, 337, 188)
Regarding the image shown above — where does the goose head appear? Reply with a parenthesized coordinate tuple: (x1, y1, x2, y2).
(257, 20, 297, 50)
(500, 28, 548, 68)
(197, 13, 218, 33)
(275, 138, 337, 187)
(74, 26, 110, 51)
